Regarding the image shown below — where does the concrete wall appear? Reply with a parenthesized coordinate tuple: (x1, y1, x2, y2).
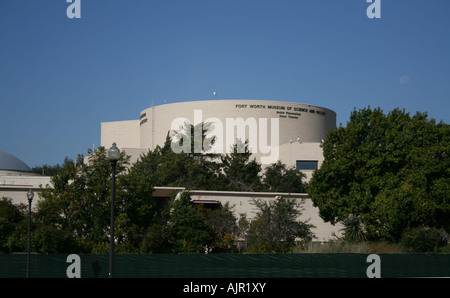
(101, 100, 336, 167)
(0, 174, 51, 205)
(139, 100, 335, 164)
(278, 142, 324, 180)
(170, 188, 342, 241)
(101, 120, 140, 150)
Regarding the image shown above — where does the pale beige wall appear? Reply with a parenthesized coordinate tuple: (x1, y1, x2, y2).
(138, 100, 336, 165)
(101, 120, 140, 149)
(100, 100, 335, 177)
(278, 142, 324, 180)
(187, 190, 342, 241)
(0, 175, 51, 205)
(121, 148, 149, 165)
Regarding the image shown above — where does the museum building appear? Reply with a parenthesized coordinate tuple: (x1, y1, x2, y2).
(100, 100, 342, 240)
(101, 99, 336, 180)
(1, 100, 343, 241)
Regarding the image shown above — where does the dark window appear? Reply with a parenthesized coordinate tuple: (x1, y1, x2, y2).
(296, 160, 318, 170)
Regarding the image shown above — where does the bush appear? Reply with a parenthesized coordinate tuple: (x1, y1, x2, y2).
(400, 227, 448, 253)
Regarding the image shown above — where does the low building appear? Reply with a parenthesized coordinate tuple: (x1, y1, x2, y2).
(0, 150, 51, 206)
(153, 187, 342, 241)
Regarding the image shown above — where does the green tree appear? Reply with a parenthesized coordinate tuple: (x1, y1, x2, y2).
(158, 123, 222, 190)
(141, 223, 170, 253)
(116, 148, 160, 252)
(400, 226, 448, 253)
(309, 107, 450, 241)
(0, 198, 27, 253)
(246, 197, 314, 253)
(157, 149, 222, 189)
(201, 202, 238, 253)
(220, 139, 263, 191)
(36, 147, 129, 253)
(171, 121, 217, 158)
(34, 157, 82, 253)
(167, 192, 213, 253)
(31, 163, 62, 176)
(263, 161, 306, 193)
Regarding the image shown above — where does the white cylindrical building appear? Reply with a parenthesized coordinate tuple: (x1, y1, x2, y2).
(102, 100, 341, 240)
(101, 99, 336, 172)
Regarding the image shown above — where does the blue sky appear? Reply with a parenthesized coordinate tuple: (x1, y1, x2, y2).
(1, 0, 449, 167)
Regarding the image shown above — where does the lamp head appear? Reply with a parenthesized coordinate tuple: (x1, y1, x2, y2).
(108, 143, 120, 161)
(27, 189, 34, 202)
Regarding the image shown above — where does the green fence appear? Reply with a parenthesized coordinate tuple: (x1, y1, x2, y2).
(1, 254, 449, 278)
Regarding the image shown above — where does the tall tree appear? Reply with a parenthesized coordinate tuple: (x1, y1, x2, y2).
(37, 147, 130, 253)
(220, 139, 263, 191)
(309, 107, 450, 241)
(0, 197, 26, 253)
(167, 192, 213, 253)
(201, 202, 238, 253)
(158, 123, 221, 189)
(116, 147, 161, 251)
(171, 121, 217, 158)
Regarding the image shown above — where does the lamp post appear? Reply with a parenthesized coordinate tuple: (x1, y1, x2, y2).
(107, 142, 120, 278)
(26, 189, 34, 278)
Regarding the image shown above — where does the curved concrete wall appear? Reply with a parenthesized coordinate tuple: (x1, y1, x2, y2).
(139, 100, 335, 161)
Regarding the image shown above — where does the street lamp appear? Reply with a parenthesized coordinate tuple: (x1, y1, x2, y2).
(107, 143, 120, 278)
(26, 189, 34, 278)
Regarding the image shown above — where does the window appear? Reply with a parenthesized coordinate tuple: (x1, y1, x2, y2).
(296, 160, 318, 170)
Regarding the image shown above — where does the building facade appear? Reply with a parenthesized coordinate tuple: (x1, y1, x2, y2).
(0, 151, 51, 205)
(101, 99, 336, 175)
(100, 100, 342, 240)
(0, 100, 342, 242)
